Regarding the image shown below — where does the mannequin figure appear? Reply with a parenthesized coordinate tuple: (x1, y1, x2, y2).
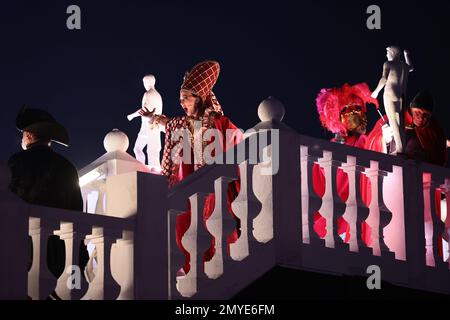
(371, 46, 414, 154)
(127, 74, 163, 172)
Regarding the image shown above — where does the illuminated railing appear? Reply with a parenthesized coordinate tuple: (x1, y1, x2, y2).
(0, 97, 449, 300)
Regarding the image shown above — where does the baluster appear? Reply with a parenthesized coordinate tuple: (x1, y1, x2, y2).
(177, 193, 210, 298)
(230, 161, 262, 261)
(429, 175, 447, 268)
(169, 209, 187, 299)
(423, 173, 435, 266)
(72, 223, 90, 299)
(364, 161, 383, 256)
(306, 155, 324, 246)
(204, 177, 236, 279)
(444, 181, 450, 268)
(204, 184, 223, 281)
(354, 166, 371, 255)
(253, 145, 274, 243)
(331, 159, 347, 250)
(365, 161, 394, 258)
(316, 151, 335, 248)
(340, 156, 359, 252)
(103, 230, 121, 300)
(377, 169, 394, 258)
(53, 222, 89, 300)
(27, 218, 40, 300)
(81, 227, 103, 299)
(28, 217, 59, 300)
(300, 146, 310, 244)
(382, 165, 406, 261)
(111, 230, 134, 300)
(81, 227, 120, 300)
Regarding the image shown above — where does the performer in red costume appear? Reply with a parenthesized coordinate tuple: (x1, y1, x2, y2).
(140, 61, 243, 274)
(366, 90, 447, 257)
(314, 83, 379, 244)
(367, 90, 447, 165)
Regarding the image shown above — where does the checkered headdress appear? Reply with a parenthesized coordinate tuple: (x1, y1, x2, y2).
(181, 60, 223, 115)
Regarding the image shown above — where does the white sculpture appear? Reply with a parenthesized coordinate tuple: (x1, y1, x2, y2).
(127, 74, 163, 172)
(371, 46, 413, 154)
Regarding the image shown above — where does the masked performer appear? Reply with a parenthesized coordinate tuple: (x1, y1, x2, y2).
(367, 90, 447, 165)
(314, 83, 378, 244)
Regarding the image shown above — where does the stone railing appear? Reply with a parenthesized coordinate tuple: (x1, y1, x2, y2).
(0, 166, 168, 300)
(166, 131, 278, 299)
(0, 97, 449, 299)
(297, 135, 449, 294)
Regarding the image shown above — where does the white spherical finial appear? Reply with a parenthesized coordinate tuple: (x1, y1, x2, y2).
(104, 129, 129, 153)
(257, 96, 285, 122)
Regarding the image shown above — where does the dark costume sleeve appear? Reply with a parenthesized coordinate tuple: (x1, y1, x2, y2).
(8, 147, 83, 211)
(414, 119, 447, 166)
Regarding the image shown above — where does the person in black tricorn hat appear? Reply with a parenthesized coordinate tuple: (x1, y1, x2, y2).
(403, 90, 447, 166)
(7, 106, 89, 299)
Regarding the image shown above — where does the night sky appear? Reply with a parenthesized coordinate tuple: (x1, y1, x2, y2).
(1, 0, 449, 169)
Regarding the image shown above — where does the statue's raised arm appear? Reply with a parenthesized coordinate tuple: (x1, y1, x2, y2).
(371, 61, 390, 99)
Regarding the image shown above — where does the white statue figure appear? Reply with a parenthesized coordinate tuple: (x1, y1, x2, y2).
(127, 74, 163, 172)
(371, 46, 414, 154)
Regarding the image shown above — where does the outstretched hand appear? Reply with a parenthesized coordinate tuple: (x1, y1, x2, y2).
(138, 107, 169, 128)
(153, 114, 169, 127)
(138, 107, 156, 119)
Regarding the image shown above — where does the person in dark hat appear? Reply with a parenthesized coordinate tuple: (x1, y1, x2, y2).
(403, 90, 447, 166)
(8, 106, 89, 298)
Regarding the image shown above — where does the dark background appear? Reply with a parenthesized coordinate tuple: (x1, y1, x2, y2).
(1, 0, 449, 169)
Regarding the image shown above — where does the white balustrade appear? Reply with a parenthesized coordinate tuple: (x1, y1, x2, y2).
(1, 98, 450, 300)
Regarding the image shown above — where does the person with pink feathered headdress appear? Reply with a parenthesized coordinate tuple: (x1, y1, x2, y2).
(316, 82, 379, 146)
(313, 82, 379, 245)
